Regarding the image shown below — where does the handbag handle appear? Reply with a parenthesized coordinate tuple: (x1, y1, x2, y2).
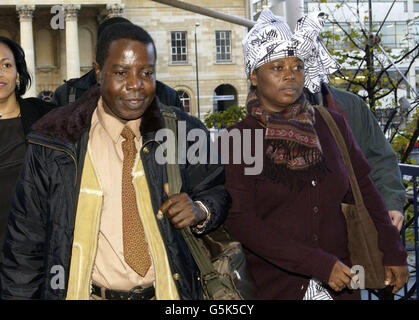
(315, 106, 365, 208)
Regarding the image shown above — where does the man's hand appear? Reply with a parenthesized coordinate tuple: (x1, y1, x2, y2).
(384, 265, 409, 294)
(388, 210, 404, 231)
(328, 261, 352, 292)
(159, 193, 207, 229)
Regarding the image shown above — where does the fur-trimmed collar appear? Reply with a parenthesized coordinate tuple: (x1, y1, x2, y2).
(32, 85, 166, 144)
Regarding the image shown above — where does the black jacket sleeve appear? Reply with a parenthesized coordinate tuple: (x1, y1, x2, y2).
(0, 143, 49, 299)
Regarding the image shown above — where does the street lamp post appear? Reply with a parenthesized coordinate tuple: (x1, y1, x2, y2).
(194, 22, 200, 119)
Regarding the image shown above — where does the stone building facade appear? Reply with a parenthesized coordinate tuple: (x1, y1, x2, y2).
(0, 0, 251, 119)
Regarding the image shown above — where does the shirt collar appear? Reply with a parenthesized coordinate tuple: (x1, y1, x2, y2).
(96, 97, 142, 144)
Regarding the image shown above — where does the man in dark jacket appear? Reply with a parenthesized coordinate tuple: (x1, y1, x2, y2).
(0, 23, 229, 300)
(306, 83, 406, 231)
(52, 17, 183, 110)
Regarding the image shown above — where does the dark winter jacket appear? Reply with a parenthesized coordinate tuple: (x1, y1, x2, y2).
(0, 86, 230, 299)
(19, 97, 56, 135)
(53, 69, 183, 110)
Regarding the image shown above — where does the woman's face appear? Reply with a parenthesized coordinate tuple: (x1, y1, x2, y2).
(250, 56, 304, 112)
(0, 42, 18, 103)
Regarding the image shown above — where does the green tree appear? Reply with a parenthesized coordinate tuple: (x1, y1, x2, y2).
(314, 0, 419, 162)
(203, 105, 247, 129)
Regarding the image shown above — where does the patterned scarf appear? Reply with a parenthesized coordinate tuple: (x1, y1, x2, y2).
(246, 89, 326, 189)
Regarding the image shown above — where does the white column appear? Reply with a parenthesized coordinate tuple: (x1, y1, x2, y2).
(285, 0, 304, 30)
(16, 5, 36, 98)
(106, 3, 125, 18)
(64, 4, 81, 80)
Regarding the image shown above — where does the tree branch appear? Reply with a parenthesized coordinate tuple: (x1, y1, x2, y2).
(373, 43, 419, 86)
(401, 118, 419, 163)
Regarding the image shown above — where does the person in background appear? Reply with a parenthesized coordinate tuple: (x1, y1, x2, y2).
(0, 22, 229, 300)
(223, 9, 408, 300)
(0, 36, 55, 264)
(52, 16, 183, 110)
(37, 90, 54, 103)
(303, 53, 405, 231)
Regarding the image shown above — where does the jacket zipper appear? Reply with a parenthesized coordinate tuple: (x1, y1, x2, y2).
(27, 139, 78, 187)
(138, 138, 166, 293)
(139, 139, 158, 287)
(27, 138, 79, 299)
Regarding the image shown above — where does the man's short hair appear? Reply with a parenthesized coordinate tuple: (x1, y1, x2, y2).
(95, 22, 156, 69)
(97, 16, 131, 39)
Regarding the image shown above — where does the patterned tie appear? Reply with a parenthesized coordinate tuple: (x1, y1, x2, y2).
(121, 126, 151, 277)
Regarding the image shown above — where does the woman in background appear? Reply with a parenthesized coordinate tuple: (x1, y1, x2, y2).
(0, 36, 55, 261)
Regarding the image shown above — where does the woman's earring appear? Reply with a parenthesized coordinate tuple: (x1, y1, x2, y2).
(16, 79, 20, 91)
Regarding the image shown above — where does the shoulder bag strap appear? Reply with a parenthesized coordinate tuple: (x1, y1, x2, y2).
(161, 110, 223, 291)
(315, 105, 365, 208)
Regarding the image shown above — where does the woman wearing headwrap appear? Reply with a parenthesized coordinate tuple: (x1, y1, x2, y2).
(223, 9, 408, 300)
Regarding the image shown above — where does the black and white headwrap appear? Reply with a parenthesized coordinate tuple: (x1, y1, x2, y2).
(243, 9, 340, 93)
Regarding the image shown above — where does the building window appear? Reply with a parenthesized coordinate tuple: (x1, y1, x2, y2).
(171, 31, 187, 63)
(322, 21, 409, 50)
(415, 1, 419, 11)
(379, 22, 408, 48)
(322, 22, 352, 50)
(253, 0, 271, 13)
(177, 90, 190, 113)
(214, 84, 237, 112)
(215, 31, 232, 62)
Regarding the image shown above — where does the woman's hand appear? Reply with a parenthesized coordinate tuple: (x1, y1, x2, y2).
(328, 260, 352, 292)
(388, 210, 404, 231)
(384, 265, 409, 293)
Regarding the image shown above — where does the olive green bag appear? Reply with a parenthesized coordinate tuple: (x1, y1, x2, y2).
(316, 105, 385, 289)
(162, 109, 256, 300)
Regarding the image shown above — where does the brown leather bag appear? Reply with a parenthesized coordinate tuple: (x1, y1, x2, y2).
(163, 109, 256, 300)
(316, 105, 385, 289)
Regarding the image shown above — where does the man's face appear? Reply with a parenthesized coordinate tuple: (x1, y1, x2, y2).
(94, 39, 156, 121)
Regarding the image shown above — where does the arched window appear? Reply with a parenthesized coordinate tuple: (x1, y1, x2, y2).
(177, 90, 190, 113)
(213, 84, 237, 112)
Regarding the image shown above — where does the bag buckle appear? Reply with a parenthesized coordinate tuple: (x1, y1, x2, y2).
(202, 271, 220, 282)
(128, 285, 145, 300)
